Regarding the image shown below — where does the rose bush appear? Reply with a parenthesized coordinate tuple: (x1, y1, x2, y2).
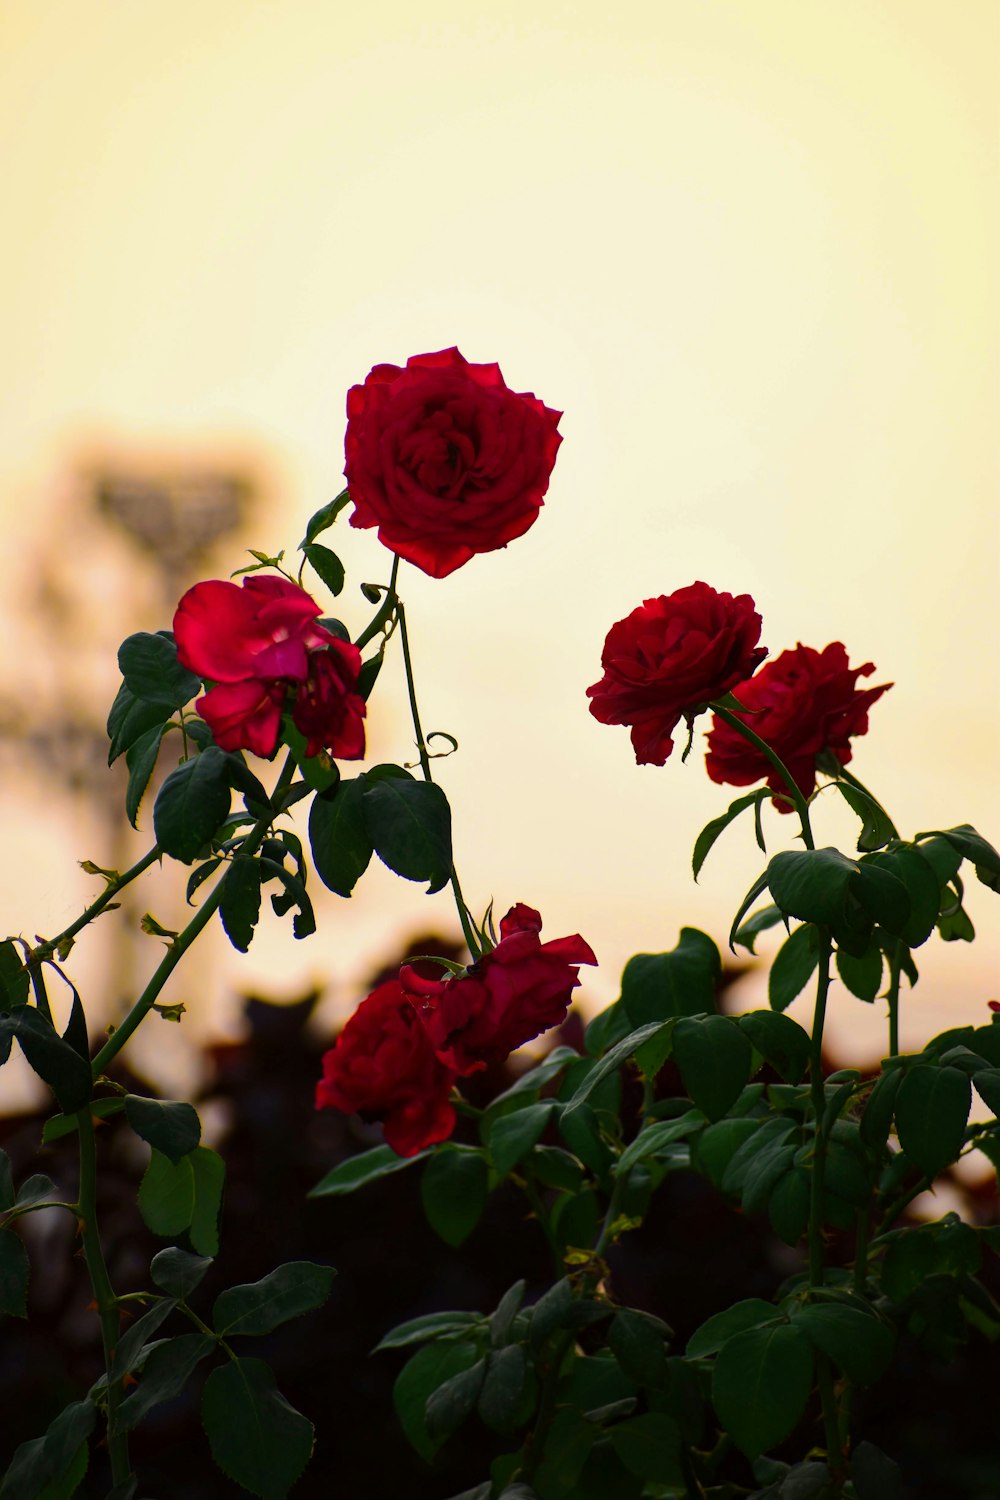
(344, 345, 562, 578)
(314, 978, 458, 1156)
(705, 640, 891, 807)
(399, 903, 597, 1075)
(586, 581, 766, 765)
(174, 573, 366, 759)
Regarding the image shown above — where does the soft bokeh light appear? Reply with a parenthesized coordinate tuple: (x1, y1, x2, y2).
(1, 0, 997, 1105)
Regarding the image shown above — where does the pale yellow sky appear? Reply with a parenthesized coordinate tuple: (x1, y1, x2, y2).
(1, 0, 997, 1103)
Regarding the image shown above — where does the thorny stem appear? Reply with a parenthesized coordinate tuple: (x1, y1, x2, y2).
(709, 702, 815, 849)
(75, 1108, 131, 1485)
(90, 753, 298, 1078)
(28, 845, 162, 970)
(886, 940, 903, 1058)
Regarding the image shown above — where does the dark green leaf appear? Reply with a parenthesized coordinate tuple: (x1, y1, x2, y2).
(308, 777, 373, 896)
(188, 1146, 225, 1256)
(615, 1109, 704, 1175)
(0, 940, 29, 1012)
(792, 1301, 894, 1384)
(584, 999, 631, 1056)
(0, 1227, 29, 1316)
(0, 1399, 96, 1500)
(490, 1280, 526, 1347)
(220, 857, 262, 953)
(767, 847, 859, 926)
(853, 859, 911, 934)
(489, 1103, 554, 1179)
(213, 1261, 335, 1337)
(894, 1065, 972, 1176)
(356, 651, 384, 702)
(374, 1310, 484, 1353)
(711, 1323, 813, 1458)
(186, 857, 222, 905)
(562, 1023, 672, 1115)
(153, 749, 232, 865)
(859, 1069, 902, 1152)
(151, 1247, 213, 1299)
(532, 1407, 597, 1496)
(303, 543, 345, 596)
(730, 870, 773, 951)
(692, 791, 767, 880)
(259, 859, 316, 939)
(485, 1046, 580, 1119)
(834, 780, 896, 852)
(917, 824, 1000, 882)
(867, 846, 940, 947)
(425, 1356, 487, 1445)
(693, 1117, 760, 1189)
(363, 770, 453, 893)
(733, 904, 786, 954)
(914, 833, 963, 887)
(722, 1119, 796, 1196)
(610, 1308, 670, 1388)
(202, 1357, 314, 1500)
(836, 942, 883, 1003)
(300, 490, 350, 547)
(393, 1340, 479, 1460)
(769, 924, 820, 1012)
(13, 1174, 61, 1212)
(672, 1015, 753, 1120)
(111, 1298, 180, 1378)
(768, 1167, 811, 1245)
(687, 1299, 784, 1358)
(138, 1146, 224, 1254)
(309, 1144, 429, 1197)
(125, 723, 167, 828)
(421, 1148, 489, 1247)
(477, 1345, 527, 1433)
(125, 1097, 201, 1165)
(532, 1146, 585, 1192)
(118, 631, 201, 710)
(973, 1068, 1000, 1115)
(738, 1010, 811, 1083)
(13, 1009, 92, 1113)
(114, 1332, 216, 1432)
(609, 1413, 683, 1483)
(107, 680, 172, 765)
(621, 929, 720, 1026)
(42, 1096, 124, 1143)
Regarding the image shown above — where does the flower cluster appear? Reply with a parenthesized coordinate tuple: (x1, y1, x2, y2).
(316, 906, 596, 1155)
(174, 574, 366, 761)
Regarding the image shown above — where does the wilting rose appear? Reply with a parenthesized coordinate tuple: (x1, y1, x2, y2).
(344, 347, 562, 578)
(173, 574, 366, 760)
(314, 979, 457, 1157)
(705, 641, 891, 809)
(401, 904, 596, 1075)
(586, 583, 766, 766)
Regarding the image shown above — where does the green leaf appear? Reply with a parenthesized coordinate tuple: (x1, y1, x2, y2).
(421, 1148, 489, 1247)
(860, 1069, 903, 1152)
(687, 1299, 784, 1359)
(836, 942, 883, 1002)
(485, 1046, 580, 1118)
(188, 1146, 225, 1256)
(562, 1022, 672, 1115)
(620, 929, 720, 1026)
(111, 1298, 180, 1379)
(363, 769, 453, 893)
(0, 1399, 96, 1500)
(393, 1340, 479, 1460)
(13, 1174, 61, 1213)
(0, 940, 29, 1011)
(153, 749, 232, 865)
(834, 780, 896, 853)
(609, 1412, 683, 1483)
(894, 1065, 972, 1176)
(853, 858, 911, 934)
(614, 1109, 704, 1175)
(308, 778, 373, 897)
(309, 1143, 430, 1197)
(489, 1103, 554, 1179)
(125, 1097, 201, 1165)
(374, 1310, 484, 1354)
(721, 1119, 796, 1197)
(125, 723, 167, 828)
(118, 631, 201, 710)
(532, 1407, 597, 1496)
(138, 1146, 224, 1254)
(973, 1068, 1000, 1115)
(202, 1357, 314, 1500)
(737, 1010, 811, 1083)
(791, 1301, 894, 1385)
(711, 1323, 813, 1458)
(767, 847, 859, 926)
(609, 1308, 670, 1388)
(917, 824, 1000, 884)
(693, 1117, 760, 1189)
(0, 1227, 29, 1316)
(220, 857, 263, 953)
(733, 904, 786, 954)
(584, 1000, 631, 1056)
(692, 791, 768, 880)
(213, 1261, 335, 1337)
(768, 924, 820, 1012)
(300, 489, 350, 547)
(866, 846, 940, 947)
(729, 869, 773, 951)
(107, 680, 170, 765)
(42, 1096, 124, 1143)
(303, 542, 345, 596)
(477, 1345, 527, 1433)
(114, 1333, 216, 1432)
(672, 1015, 753, 1120)
(151, 1247, 213, 1299)
(768, 1167, 811, 1245)
(12, 1009, 92, 1113)
(490, 1280, 526, 1347)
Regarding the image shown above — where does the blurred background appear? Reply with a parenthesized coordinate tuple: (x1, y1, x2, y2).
(1, 0, 997, 1107)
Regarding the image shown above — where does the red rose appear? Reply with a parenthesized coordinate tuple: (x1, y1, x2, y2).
(314, 979, 457, 1157)
(174, 574, 366, 760)
(400, 904, 596, 1075)
(704, 642, 891, 809)
(586, 583, 767, 766)
(344, 347, 562, 578)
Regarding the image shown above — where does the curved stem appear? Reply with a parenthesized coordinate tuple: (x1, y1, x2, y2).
(91, 753, 298, 1078)
(75, 1109, 131, 1485)
(394, 577, 482, 960)
(709, 703, 815, 849)
(354, 555, 400, 651)
(28, 845, 162, 969)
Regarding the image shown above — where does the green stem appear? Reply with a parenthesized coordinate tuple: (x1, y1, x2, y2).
(593, 1173, 626, 1261)
(91, 754, 298, 1078)
(28, 845, 162, 969)
(354, 555, 400, 651)
(807, 934, 833, 1287)
(394, 576, 482, 960)
(886, 941, 902, 1058)
(817, 1353, 846, 1483)
(518, 1327, 576, 1484)
(75, 1109, 131, 1485)
(709, 702, 815, 849)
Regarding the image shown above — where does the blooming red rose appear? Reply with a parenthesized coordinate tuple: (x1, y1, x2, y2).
(344, 346, 562, 578)
(314, 979, 457, 1157)
(586, 583, 767, 766)
(173, 574, 366, 760)
(400, 904, 596, 1075)
(704, 642, 891, 810)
